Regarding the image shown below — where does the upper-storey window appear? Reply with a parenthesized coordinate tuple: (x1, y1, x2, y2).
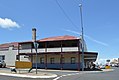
(38, 42, 45, 48)
(46, 40, 78, 48)
(20, 43, 32, 49)
(62, 40, 78, 47)
(29, 40, 78, 48)
(47, 41, 61, 48)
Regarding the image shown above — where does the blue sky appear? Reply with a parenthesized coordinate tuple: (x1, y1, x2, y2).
(0, 0, 119, 62)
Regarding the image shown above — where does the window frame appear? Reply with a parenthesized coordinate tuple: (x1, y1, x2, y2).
(71, 57, 76, 64)
(50, 58, 55, 64)
(40, 57, 44, 64)
(60, 57, 65, 64)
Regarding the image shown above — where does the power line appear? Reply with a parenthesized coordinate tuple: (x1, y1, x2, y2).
(55, 0, 79, 30)
(74, 0, 82, 4)
(74, 0, 80, 4)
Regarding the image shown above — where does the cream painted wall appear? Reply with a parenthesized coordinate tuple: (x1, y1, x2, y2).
(32, 55, 45, 63)
(0, 47, 18, 66)
(32, 53, 79, 64)
(47, 54, 60, 63)
(26, 53, 97, 64)
(63, 54, 78, 63)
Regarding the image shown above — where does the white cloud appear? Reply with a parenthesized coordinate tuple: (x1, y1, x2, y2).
(65, 29, 109, 47)
(84, 34, 109, 47)
(95, 58, 107, 65)
(0, 18, 20, 29)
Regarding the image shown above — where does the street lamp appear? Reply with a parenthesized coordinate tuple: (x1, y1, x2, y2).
(79, 4, 84, 71)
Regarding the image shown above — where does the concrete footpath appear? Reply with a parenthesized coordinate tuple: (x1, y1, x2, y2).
(0, 68, 114, 79)
(0, 68, 57, 78)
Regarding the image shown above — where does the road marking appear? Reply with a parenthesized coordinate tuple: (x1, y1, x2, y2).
(53, 73, 80, 80)
(53, 76, 63, 80)
(53, 69, 115, 80)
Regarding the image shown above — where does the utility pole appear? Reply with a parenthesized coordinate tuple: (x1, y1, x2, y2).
(79, 4, 84, 71)
(32, 28, 38, 74)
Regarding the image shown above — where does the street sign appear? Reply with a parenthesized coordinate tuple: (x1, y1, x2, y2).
(33, 42, 39, 49)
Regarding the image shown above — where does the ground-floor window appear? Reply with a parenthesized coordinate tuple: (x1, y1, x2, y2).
(50, 58, 55, 64)
(16, 55, 19, 60)
(71, 57, 76, 64)
(60, 57, 65, 64)
(0, 55, 5, 61)
(40, 57, 44, 64)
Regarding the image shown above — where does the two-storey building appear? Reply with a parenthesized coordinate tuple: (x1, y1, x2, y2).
(18, 35, 98, 70)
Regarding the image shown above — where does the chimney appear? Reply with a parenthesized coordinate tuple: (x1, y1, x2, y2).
(32, 28, 36, 42)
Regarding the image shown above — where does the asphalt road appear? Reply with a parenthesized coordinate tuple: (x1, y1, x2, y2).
(0, 67, 118, 80)
(78, 67, 119, 80)
(58, 67, 119, 80)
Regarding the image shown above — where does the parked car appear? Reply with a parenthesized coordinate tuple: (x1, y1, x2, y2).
(0, 60, 6, 68)
(114, 64, 119, 67)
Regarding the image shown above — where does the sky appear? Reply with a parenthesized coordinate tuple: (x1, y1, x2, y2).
(0, 0, 119, 63)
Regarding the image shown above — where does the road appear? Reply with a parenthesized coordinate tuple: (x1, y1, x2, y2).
(0, 67, 118, 80)
(78, 67, 119, 80)
(58, 67, 119, 80)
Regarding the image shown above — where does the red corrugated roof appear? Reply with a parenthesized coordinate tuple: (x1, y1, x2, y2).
(0, 42, 18, 48)
(0, 35, 79, 47)
(39, 35, 79, 42)
(18, 41, 32, 44)
(18, 35, 79, 44)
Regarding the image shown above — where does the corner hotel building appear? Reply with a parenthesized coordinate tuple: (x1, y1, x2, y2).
(0, 29, 98, 70)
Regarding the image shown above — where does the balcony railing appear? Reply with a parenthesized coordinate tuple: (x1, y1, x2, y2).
(47, 48, 61, 52)
(19, 47, 78, 53)
(19, 49, 31, 53)
(62, 47, 78, 52)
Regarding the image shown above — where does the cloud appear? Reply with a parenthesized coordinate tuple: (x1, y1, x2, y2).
(95, 58, 107, 65)
(0, 18, 20, 29)
(84, 34, 109, 47)
(65, 29, 109, 47)
(95, 58, 119, 65)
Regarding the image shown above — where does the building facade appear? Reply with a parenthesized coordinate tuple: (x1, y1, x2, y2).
(0, 42, 18, 66)
(0, 35, 98, 70)
(18, 35, 98, 70)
